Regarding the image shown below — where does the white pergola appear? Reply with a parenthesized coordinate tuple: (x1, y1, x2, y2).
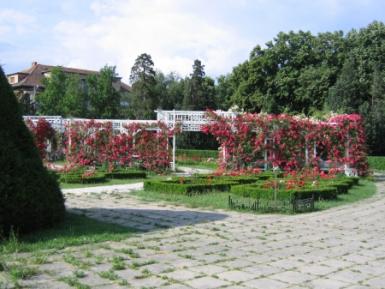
(24, 110, 235, 171)
(23, 111, 355, 175)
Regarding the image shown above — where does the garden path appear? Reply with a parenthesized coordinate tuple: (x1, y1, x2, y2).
(4, 177, 385, 288)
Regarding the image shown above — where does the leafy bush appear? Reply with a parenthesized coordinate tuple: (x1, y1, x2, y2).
(104, 168, 146, 179)
(60, 170, 106, 184)
(0, 67, 65, 237)
(368, 156, 385, 171)
(231, 185, 338, 200)
(144, 179, 235, 195)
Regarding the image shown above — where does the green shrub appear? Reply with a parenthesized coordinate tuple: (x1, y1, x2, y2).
(60, 171, 106, 184)
(144, 179, 235, 195)
(231, 184, 338, 201)
(368, 156, 385, 170)
(105, 168, 146, 179)
(0, 67, 65, 237)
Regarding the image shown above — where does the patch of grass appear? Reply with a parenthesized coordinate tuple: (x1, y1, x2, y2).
(176, 161, 217, 170)
(8, 264, 39, 281)
(31, 253, 50, 265)
(59, 276, 90, 289)
(63, 254, 90, 269)
(118, 248, 140, 258)
(316, 179, 376, 210)
(135, 268, 152, 279)
(98, 270, 119, 281)
(111, 256, 126, 270)
(368, 156, 385, 171)
(130, 260, 157, 269)
(0, 213, 137, 254)
(132, 190, 233, 210)
(74, 270, 86, 278)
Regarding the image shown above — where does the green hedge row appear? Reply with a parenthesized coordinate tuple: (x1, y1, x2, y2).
(230, 185, 338, 201)
(143, 172, 278, 195)
(231, 176, 359, 201)
(144, 180, 234, 195)
(368, 156, 385, 170)
(60, 168, 147, 184)
(105, 169, 146, 179)
(60, 171, 106, 184)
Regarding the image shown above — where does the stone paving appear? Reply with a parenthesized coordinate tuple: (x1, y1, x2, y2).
(2, 178, 385, 288)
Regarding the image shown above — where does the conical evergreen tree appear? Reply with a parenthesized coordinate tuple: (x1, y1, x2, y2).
(0, 66, 65, 237)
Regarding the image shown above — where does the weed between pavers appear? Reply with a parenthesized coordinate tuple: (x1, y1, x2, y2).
(59, 276, 90, 289)
(63, 254, 91, 269)
(134, 268, 152, 279)
(98, 270, 119, 280)
(130, 260, 157, 270)
(118, 248, 140, 258)
(8, 264, 39, 281)
(74, 270, 86, 278)
(111, 256, 126, 270)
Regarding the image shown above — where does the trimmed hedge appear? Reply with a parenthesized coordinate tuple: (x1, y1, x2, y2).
(144, 179, 236, 195)
(60, 171, 106, 184)
(105, 169, 146, 179)
(231, 185, 338, 201)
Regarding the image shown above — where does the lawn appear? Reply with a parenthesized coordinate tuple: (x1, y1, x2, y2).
(368, 156, 385, 171)
(315, 178, 376, 210)
(0, 213, 137, 254)
(176, 161, 217, 170)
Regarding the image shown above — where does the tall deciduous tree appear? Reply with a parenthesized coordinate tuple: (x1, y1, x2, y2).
(327, 56, 361, 112)
(36, 67, 67, 115)
(128, 53, 158, 119)
(62, 74, 88, 117)
(87, 65, 121, 119)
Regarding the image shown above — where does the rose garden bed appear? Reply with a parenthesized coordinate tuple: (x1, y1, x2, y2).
(143, 172, 360, 205)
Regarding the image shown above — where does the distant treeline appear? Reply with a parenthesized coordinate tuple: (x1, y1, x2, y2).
(35, 21, 385, 154)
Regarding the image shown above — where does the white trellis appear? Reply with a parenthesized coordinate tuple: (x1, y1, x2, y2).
(23, 111, 355, 175)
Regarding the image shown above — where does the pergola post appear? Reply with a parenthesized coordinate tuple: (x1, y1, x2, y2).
(264, 138, 268, 171)
(305, 140, 309, 165)
(344, 134, 351, 176)
(171, 109, 176, 171)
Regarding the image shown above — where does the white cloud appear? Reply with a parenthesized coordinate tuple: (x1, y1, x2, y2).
(0, 9, 35, 36)
(54, 0, 252, 81)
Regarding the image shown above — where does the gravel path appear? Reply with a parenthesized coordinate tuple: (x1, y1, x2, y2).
(2, 177, 385, 289)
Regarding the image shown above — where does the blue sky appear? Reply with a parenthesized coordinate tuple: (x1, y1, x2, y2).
(1, 0, 385, 82)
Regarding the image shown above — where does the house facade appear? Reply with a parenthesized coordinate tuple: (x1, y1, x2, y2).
(7, 62, 130, 114)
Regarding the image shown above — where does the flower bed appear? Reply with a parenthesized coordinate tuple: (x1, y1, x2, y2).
(230, 176, 359, 201)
